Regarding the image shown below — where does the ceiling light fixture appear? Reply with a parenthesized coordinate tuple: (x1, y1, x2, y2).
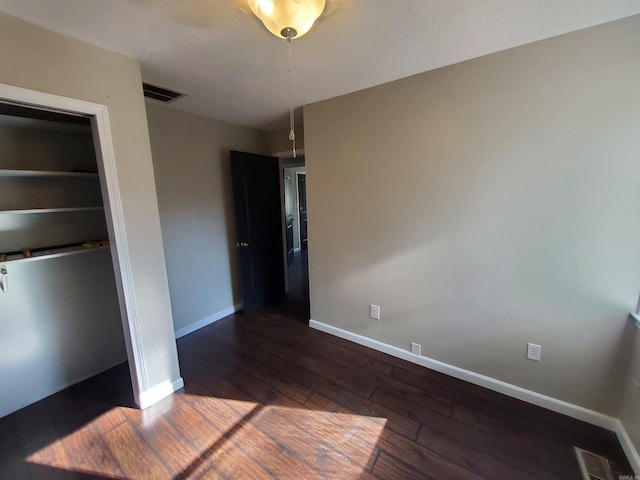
(248, 0, 326, 157)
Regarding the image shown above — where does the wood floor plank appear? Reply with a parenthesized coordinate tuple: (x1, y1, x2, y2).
(103, 421, 173, 480)
(370, 387, 452, 428)
(221, 361, 304, 402)
(301, 344, 454, 416)
(239, 360, 315, 405)
(417, 426, 545, 480)
(166, 403, 272, 479)
(58, 422, 125, 479)
(273, 346, 377, 398)
(254, 408, 378, 479)
(201, 441, 272, 480)
(285, 406, 381, 470)
(265, 353, 421, 439)
(165, 402, 229, 453)
(371, 451, 433, 480)
(227, 420, 325, 479)
(124, 407, 211, 479)
(198, 324, 274, 363)
(90, 408, 129, 437)
(265, 317, 397, 376)
(416, 412, 570, 479)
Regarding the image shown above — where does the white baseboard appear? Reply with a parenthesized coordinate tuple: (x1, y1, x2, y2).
(138, 377, 184, 410)
(174, 303, 242, 339)
(614, 420, 640, 475)
(309, 319, 619, 431)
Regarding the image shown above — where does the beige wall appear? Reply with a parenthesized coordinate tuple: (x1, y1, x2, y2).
(146, 103, 269, 333)
(304, 15, 640, 416)
(0, 13, 181, 401)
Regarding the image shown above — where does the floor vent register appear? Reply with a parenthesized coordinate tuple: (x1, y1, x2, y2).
(574, 447, 615, 480)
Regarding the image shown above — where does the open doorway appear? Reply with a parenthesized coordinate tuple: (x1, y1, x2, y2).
(281, 157, 309, 322)
(229, 150, 309, 321)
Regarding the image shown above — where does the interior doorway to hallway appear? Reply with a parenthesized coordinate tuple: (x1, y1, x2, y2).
(281, 157, 310, 322)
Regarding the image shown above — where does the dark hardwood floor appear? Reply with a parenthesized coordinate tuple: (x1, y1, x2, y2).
(0, 304, 633, 479)
(277, 250, 310, 322)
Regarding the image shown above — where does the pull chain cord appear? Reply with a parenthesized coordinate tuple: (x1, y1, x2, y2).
(287, 32, 296, 158)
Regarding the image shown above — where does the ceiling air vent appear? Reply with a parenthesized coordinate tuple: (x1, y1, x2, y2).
(574, 447, 614, 480)
(142, 82, 186, 103)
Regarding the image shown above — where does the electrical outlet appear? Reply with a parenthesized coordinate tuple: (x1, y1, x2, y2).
(527, 343, 541, 361)
(410, 342, 421, 356)
(370, 304, 380, 320)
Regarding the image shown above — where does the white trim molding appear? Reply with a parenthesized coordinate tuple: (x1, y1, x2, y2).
(175, 303, 243, 339)
(138, 377, 185, 410)
(272, 148, 305, 158)
(309, 319, 619, 430)
(616, 420, 640, 474)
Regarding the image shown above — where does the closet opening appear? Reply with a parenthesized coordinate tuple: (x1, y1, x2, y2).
(0, 97, 133, 418)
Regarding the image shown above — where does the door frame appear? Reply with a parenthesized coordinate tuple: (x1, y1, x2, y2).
(0, 83, 149, 408)
(296, 171, 307, 250)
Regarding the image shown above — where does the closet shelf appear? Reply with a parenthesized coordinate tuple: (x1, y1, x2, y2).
(0, 169, 98, 178)
(0, 244, 110, 265)
(1, 207, 104, 215)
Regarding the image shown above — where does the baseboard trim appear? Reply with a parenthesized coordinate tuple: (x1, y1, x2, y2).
(138, 377, 184, 410)
(309, 319, 619, 431)
(174, 303, 243, 339)
(614, 420, 640, 475)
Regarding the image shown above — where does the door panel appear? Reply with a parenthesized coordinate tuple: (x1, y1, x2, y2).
(230, 151, 285, 312)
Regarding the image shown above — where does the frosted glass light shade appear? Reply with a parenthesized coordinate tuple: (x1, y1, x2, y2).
(248, 0, 326, 38)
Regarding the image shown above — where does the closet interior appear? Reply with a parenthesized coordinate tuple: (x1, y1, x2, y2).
(0, 103, 127, 419)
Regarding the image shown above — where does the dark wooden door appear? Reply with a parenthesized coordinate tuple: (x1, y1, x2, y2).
(298, 173, 308, 250)
(230, 151, 285, 312)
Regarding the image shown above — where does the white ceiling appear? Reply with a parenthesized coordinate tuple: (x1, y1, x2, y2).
(1, 1, 639, 131)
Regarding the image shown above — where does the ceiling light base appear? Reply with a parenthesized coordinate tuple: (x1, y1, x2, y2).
(281, 27, 298, 40)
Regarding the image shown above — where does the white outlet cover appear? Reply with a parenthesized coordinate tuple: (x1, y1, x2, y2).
(370, 304, 380, 320)
(410, 342, 421, 356)
(527, 343, 541, 361)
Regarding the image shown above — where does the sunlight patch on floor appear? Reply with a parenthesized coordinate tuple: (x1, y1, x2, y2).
(25, 393, 387, 479)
